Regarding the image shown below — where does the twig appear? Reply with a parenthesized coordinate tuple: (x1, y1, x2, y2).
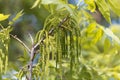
(10, 34, 30, 53)
(34, 16, 70, 50)
(0, 24, 4, 29)
(29, 47, 34, 80)
(26, 75, 29, 80)
(28, 33, 34, 45)
(28, 15, 70, 80)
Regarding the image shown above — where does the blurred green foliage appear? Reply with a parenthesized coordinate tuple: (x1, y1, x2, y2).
(0, 0, 120, 80)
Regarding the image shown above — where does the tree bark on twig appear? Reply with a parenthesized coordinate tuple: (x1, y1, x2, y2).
(10, 15, 70, 80)
(28, 15, 70, 80)
(10, 34, 30, 52)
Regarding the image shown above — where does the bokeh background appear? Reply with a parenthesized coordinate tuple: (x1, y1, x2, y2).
(0, 0, 120, 79)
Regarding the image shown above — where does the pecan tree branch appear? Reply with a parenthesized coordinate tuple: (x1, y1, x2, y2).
(34, 16, 70, 50)
(10, 34, 31, 52)
(29, 47, 34, 80)
(28, 15, 70, 80)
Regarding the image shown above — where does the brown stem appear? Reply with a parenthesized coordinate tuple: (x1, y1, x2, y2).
(29, 47, 34, 80)
(34, 15, 70, 50)
(28, 15, 70, 80)
(10, 34, 30, 52)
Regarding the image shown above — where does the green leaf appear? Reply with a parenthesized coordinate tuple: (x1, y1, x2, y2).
(104, 37, 111, 52)
(97, 24, 120, 45)
(97, 24, 120, 48)
(95, 0, 111, 23)
(41, 0, 60, 4)
(31, 0, 41, 8)
(9, 10, 24, 26)
(56, 4, 75, 15)
(0, 14, 10, 21)
(92, 28, 103, 44)
(104, 28, 120, 44)
(84, 0, 96, 12)
(108, 0, 120, 16)
(86, 22, 96, 34)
